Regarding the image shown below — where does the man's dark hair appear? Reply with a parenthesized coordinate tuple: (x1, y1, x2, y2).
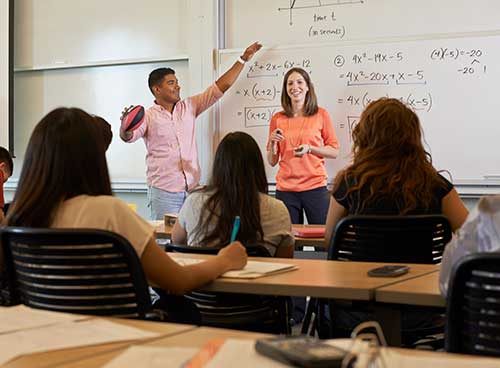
(148, 68, 175, 95)
(0, 146, 13, 175)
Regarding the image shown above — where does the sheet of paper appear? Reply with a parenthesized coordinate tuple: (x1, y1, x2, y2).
(0, 319, 159, 365)
(0, 305, 87, 334)
(103, 346, 197, 368)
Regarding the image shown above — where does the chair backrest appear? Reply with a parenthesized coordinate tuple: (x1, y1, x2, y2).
(1, 227, 152, 318)
(329, 215, 452, 264)
(165, 242, 289, 334)
(446, 253, 500, 357)
(167, 243, 272, 257)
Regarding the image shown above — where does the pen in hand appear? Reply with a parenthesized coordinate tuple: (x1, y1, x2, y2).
(230, 216, 241, 243)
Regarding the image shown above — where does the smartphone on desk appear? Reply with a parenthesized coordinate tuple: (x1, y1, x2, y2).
(255, 336, 347, 368)
(367, 265, 409, 277)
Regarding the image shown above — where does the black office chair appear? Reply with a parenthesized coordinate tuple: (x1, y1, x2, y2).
(303, 215, 452, 345)
(1, 227, 154, 319)
(166, 243, 292, 334)
(328, 215, 451, 263)
(446, 253, 500, 357)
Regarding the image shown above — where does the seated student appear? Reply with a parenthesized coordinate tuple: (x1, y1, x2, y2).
(172, 131, 294, 258)
(323, 98, 469, 339)
(439, 195, 497, 296)
(4, 107, 247, 296)
(0, 146, 13, 223)
(325, 97, 468, 244)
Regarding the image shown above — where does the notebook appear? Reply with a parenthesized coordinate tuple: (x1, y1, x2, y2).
(292, 227, 326, 238)
(172, 256, 298, 279)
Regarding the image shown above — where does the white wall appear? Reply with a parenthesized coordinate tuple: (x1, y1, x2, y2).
(8, 0, 219, 219)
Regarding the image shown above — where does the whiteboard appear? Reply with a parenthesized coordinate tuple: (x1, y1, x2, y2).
(14, 60, 189, 183)
(218, 33, 500, 184)
(14, 0, 188, 69)
(226, 0, 500, 48)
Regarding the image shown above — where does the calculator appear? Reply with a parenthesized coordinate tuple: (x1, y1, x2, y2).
(255, 336, 347, 368)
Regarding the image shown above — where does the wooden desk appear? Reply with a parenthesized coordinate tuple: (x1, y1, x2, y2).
(373, 271, 445, 346)
(376, 271, 445, 307)
(292, 224, 327, 249)
(3, 318, 195, 368)
(152, 221, 328, 249)
(172, 254, 439, 300)
(59, 326, 500, 368)
(151, 221, 173, 240)
(58, 326, 271, 368)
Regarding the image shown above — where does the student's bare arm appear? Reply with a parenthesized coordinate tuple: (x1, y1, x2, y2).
(171, 220, 187, 244)
(141, 237, 247, 295)
(442, 188, 469, 232)
(324, 197, 347, 247)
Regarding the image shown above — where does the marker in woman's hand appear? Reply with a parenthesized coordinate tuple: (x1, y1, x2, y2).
(272, 129, 283, 154)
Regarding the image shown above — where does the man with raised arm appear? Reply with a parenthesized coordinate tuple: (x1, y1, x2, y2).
(120, 42, 262, 219)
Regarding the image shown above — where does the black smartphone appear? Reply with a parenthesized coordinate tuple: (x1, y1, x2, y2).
(255, 336, 347, 368)
(367, 265, 410, 277)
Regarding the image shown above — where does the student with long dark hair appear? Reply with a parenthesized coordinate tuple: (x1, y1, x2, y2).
(172, 132, 294, 258)
(4, 107, 247, 295)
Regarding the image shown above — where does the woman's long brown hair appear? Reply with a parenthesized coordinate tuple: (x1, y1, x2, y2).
(334, 98, 448, 214)
(6, 107, 112, 227)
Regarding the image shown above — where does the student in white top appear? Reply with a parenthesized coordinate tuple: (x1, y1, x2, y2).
(172, 132, 294, 258)
(440, 195, 500, 296)
(4, 107, 247, 295)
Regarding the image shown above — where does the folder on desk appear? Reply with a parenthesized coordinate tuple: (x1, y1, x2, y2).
(292, 227, 325, 238)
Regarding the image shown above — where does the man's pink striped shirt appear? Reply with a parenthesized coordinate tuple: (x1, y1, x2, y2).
(129, 84, 223, 192)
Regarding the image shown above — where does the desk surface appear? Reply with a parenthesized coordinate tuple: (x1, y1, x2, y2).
(375, 271, 445, 307)
(57, 325, 270, 368)
(4, 318, 194, 368)
(152, 221, 328, 249)
(58, 323, 500, 368)
(173, 253, 439, 300)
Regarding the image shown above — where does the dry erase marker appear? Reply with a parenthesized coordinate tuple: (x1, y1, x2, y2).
(230, 216, 240, 242)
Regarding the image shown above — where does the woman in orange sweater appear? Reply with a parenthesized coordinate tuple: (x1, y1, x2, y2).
(267, 67, 339, 224)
